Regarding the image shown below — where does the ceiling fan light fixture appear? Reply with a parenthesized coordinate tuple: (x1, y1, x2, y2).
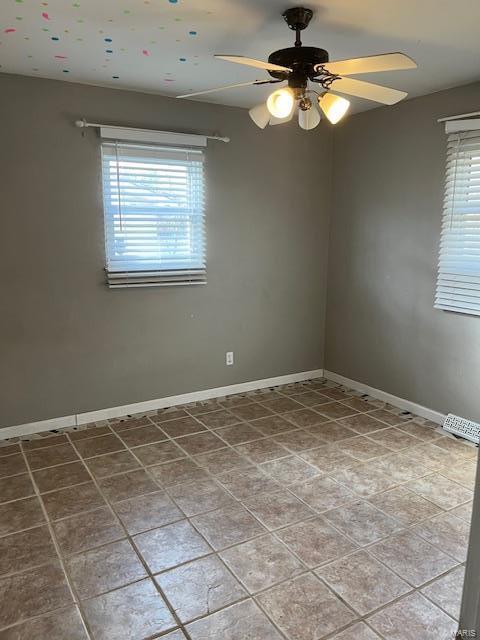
(266, 87, 295, 119)
(298, 105, 321, 130)
(299, 96, 312, 111)
(249, 102, 270, 129)
(318, 93, 350, 124)
(269, 109, 295, 125)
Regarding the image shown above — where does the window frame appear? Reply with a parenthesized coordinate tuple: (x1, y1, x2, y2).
(435, 120, 480, 317)
(100, 130, 207, 289)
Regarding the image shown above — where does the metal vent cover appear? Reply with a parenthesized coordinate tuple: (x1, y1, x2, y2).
(443, 413, 480, 445)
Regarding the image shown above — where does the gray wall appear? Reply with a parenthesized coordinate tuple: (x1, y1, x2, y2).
(4, 72, 479, 429)
(326, 81, 480, 421)
(0, 73, 332, 428)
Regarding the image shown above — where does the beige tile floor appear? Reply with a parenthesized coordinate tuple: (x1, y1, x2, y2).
(0, 378, 476, 639)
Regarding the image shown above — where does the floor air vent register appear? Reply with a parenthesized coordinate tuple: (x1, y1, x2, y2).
(443, 414, 480, 445)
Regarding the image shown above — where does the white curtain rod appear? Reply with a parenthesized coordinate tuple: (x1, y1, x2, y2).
(437, 111, 480, 123)
(74, 119, 230, 142)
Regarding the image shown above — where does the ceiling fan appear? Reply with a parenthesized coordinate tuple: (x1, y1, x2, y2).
(177, 6, 417, 130)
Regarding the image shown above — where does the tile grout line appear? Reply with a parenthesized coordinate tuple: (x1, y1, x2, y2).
(12, 442, 95, 640)
(65, 434, 196, 640)
(2, 387, 470, 557)
(1, 421, 470, 552)
(0, 379, 470, 636)
(417, 562, 466, 606)
(170, 388, 467, 630)
(101, 398, 467, 634)
(137, 405, 470, 576)
(0, 516, 464, 632)
(112, 417, 302, 639)
(0, 461, 469, 580)
(65, 429, 296, 640)
(73, 394, 358, 637)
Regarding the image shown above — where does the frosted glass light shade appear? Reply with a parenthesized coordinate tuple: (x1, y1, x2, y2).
(249, 103, 270, 129)
(318, 93, 350, 124)
(269, 109, 295, 125)
(298, 106, 321, 130)
(266, 88, 295, 119)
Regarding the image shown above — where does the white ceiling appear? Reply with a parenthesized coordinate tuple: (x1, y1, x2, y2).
(1, 0, 480, 112)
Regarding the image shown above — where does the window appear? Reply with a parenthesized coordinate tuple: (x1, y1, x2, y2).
(101, 139, 205, 287)
(435, 121, 480, 316)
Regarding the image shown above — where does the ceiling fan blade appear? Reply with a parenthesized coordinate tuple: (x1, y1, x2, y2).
(176, 79, 271, 99)
(322, 53, 416, 76)
(330, 77, 407, 105)
(215, 55, 291, 73)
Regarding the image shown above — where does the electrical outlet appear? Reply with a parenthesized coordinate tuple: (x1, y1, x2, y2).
(226, 351, 234, 366)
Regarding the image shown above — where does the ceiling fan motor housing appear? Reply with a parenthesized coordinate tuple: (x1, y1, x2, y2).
(268, 46, 329, 87)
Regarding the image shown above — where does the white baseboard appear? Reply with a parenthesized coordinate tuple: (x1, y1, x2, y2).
(0, 368, 325, 440)
(323, 370, 445, 425)
(1, 415, 77, 441)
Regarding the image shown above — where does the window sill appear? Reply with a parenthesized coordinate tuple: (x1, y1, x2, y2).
(105, 269, 207, 288)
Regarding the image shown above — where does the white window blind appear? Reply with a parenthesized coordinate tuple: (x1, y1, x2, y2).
(101, 141, 206, 287)
(435, 125, 480, 316)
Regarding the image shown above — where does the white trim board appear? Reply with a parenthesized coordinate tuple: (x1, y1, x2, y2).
(0, 415, 77, 441)
(323, 370, 446, 425)
(0, 368, 324, 440)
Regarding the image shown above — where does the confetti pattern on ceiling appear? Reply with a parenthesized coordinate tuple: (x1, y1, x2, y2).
(0, 0, 250, 98)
